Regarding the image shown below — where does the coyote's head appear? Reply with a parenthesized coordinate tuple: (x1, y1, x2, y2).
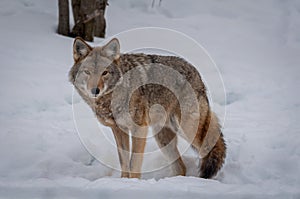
(69, 37, 122, 99)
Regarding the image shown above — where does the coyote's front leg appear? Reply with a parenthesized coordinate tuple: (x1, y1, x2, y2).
(129, 126, 148, 178)
(111, 125, 130, 178)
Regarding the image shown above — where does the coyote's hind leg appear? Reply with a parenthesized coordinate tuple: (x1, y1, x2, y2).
(154, 127, 186, 176)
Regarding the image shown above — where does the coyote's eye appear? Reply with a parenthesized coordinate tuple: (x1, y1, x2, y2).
(84, 70, 90, 75)
(102, 70, 108, 76)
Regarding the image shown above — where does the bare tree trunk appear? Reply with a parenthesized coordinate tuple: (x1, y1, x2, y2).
(71, 0, 84, 38)
(81, 0, 96, 41)
(58, 0, 70, 36)
(94, 0, 107, 38)
(58, 0, 108, 40)
(71, 0, 98, 41)
(72, 0, 81, 24)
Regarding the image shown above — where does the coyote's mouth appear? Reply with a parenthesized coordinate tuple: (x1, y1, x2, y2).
(89, 94, 99, 99)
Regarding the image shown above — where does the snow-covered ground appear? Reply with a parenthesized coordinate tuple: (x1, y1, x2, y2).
(0, 0, 299, 198)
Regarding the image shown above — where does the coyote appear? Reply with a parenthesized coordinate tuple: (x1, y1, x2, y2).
(69, 37, 226, 179)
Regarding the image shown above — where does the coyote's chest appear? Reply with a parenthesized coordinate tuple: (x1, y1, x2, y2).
(93, 94, 115, 126)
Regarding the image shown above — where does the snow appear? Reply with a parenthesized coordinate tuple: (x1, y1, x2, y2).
(0, 0, 300, 198)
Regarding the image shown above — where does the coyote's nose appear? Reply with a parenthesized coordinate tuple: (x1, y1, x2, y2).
(91, 87, 100, 95)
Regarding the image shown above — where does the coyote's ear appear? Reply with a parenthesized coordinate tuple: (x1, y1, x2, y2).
(101, 38, 120, 60)
(73, 37, 92, 62)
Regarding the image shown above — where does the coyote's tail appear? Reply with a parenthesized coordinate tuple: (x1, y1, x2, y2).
(200, 133, 226, 178)
(194, 111, 226, 179)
